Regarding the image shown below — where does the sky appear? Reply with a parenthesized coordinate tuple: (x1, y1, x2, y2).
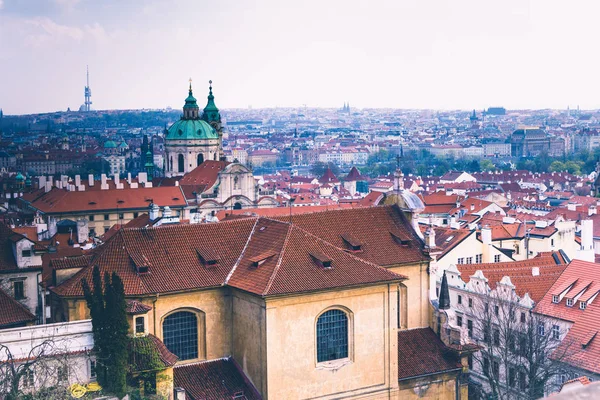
(1, 0, 600, 114)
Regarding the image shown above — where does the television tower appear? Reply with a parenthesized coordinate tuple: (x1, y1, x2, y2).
(84, 66, 92, 111)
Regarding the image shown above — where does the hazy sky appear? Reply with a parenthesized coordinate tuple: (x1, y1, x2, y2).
(1, 0, 599, 114)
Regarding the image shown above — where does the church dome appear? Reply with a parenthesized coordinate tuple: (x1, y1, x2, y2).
(104, 140, 117, 148)
(165, 119, 218, 141)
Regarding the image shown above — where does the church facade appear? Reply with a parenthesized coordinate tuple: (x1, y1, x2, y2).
(164, 81, 224, 177)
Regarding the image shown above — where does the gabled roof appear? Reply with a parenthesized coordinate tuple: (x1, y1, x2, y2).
(179, 161, 231, 197)
(553, 304, 600, 374)
(397, 328, 461, 380)
(319, 167, 339, 184)
(272, 205, 428, 266)
(228, 218, 405, 296)
(345, 166, 364, 181)
(0, 288, 36, 328)
(29, 186, 187, 214)
(173, 358, 262, 400)
(458, 253, 567, 302)
(535, 260, 600, 322)
(53, 206, 417, 298)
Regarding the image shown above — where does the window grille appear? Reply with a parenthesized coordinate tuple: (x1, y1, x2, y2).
(163, 311, 198, 360)
(316, 309, 348, 362)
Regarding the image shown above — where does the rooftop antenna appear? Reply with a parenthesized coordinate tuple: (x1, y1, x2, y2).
(84, 65, 92, 112)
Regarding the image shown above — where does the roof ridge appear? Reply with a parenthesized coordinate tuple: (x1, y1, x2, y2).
(224, 218, 260, 285)
(262, 223, 293, 296)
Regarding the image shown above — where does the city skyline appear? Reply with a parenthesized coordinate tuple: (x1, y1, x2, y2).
(2, 0, 600, 114)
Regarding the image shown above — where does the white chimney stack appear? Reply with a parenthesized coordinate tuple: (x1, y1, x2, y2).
(589, 205, 597, 216)
(75, 175, 81, 187)
(577, 219, 595, 262)
(532, 267, 540, 276)
(101, 174, 109, 190)
(88, 174, 94, 187)
(149, 203, 160, 221)
(138, 172, 147, 184)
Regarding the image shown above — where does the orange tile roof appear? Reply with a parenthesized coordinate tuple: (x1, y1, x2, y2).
(458, 254, 567, 302)
(553, 304, 600, 374)
(53, 206, 417, 298)
(0, 288, 36, 327)
(535, 260, 600, 322)
(29, 186, 187, 214)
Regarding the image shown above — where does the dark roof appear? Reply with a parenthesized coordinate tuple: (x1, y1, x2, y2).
(319, 167, 339, 184)
(0, 288, 36, 328)
(397, 328, 461, 380)
(174, 358, 262, 400)
(53, 206, 421, 298)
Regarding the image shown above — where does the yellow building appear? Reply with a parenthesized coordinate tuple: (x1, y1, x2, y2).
(49, 205, 469, 399)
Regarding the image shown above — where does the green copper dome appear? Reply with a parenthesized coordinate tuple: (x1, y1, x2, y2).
(165, 119, 218, 140)
(15, 172, 25, 181)
(104, 140, 118, 148)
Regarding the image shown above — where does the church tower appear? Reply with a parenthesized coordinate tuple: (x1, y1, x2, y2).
(201, 80, 224, 160)
(164, 80, 221, 177)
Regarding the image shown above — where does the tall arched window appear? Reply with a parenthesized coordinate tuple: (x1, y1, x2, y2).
(178, 154, 185, 173)
(169, 156, 173, 172)
(163, 311, 198, 360)
(197, 153, 204, 166)
(316, 309, 348, 362)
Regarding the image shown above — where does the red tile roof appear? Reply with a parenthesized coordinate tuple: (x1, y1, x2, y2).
(178, 161, 230, 197)
(216, 204, 356, 221)
(273, 205, 428, 267)
(397, 328, 461, 380)
(228, 219, 406, 296)
(319, 167, 339, 184)
(553, 304, 600, 374)
(126, 300, 152, 314)
(345, 166, 364, 181)
(457, 253, 567, 302)
(535, 260, 600, 322)
(28, 186, 187, 214)
(0, 288, 36, 328)
(52, 206, 420, 298)
(173, 358, 262, 400)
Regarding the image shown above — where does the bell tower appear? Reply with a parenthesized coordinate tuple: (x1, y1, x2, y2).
(201, 80, 224, 160)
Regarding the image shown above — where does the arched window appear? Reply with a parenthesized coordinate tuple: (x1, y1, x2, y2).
(233, 202, 242, 210)
(178, 154, 185, 173)
(316, 309, 348, 362)
(163, 311, 198, 360)
(197, 153, 204, 166)
(169, 156, 173, 171)
(214, 152, 218, 161)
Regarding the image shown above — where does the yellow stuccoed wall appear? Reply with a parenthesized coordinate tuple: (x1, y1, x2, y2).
(389, 262, 430, 329)
(263, 284, 399, 400)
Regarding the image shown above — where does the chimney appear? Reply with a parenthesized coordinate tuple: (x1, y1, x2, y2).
(138, 172, 148, 184)
(115, 174, 123, 189)
(45, 181, 52, 192)
(482, 225, 492, 263)
(581, 219, 594, 251)
(149, 203, 160, 221)
(38, 176, 46, 189)
(532, 267, 540, 276)
(426, 227, 436, 248)
(470, 203, 475, 211)
(48, 217, 57, 237)
(75, 175, 81, 188)
(163, 206, 172, 218)
(174, 387, 186, 400)
(589, 205, 597, 216)
(127, 172, 132, 185)
(76, 219, 88, 243)
(482, 225, 492, 245)
(567, 203, 576, 211)
(101, 174, 109, 190)
(88, 174, 94, 187)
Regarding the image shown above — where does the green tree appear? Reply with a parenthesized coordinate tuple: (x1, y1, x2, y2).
(480, 159, 495, 172)
(82, 267, 129, 397)
(549, 161, 566, 172)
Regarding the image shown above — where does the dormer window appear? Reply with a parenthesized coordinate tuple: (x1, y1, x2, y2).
(341, 233, 362, 251)
(580, 301, 587, 310)
(196, 248, 220, 268)
(248, 251, 278, 268)
(310, 250, 332, 269)
(552, 295, 559, 304)
(390, 231, 411, 247)
(566, 298, 574, 307)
